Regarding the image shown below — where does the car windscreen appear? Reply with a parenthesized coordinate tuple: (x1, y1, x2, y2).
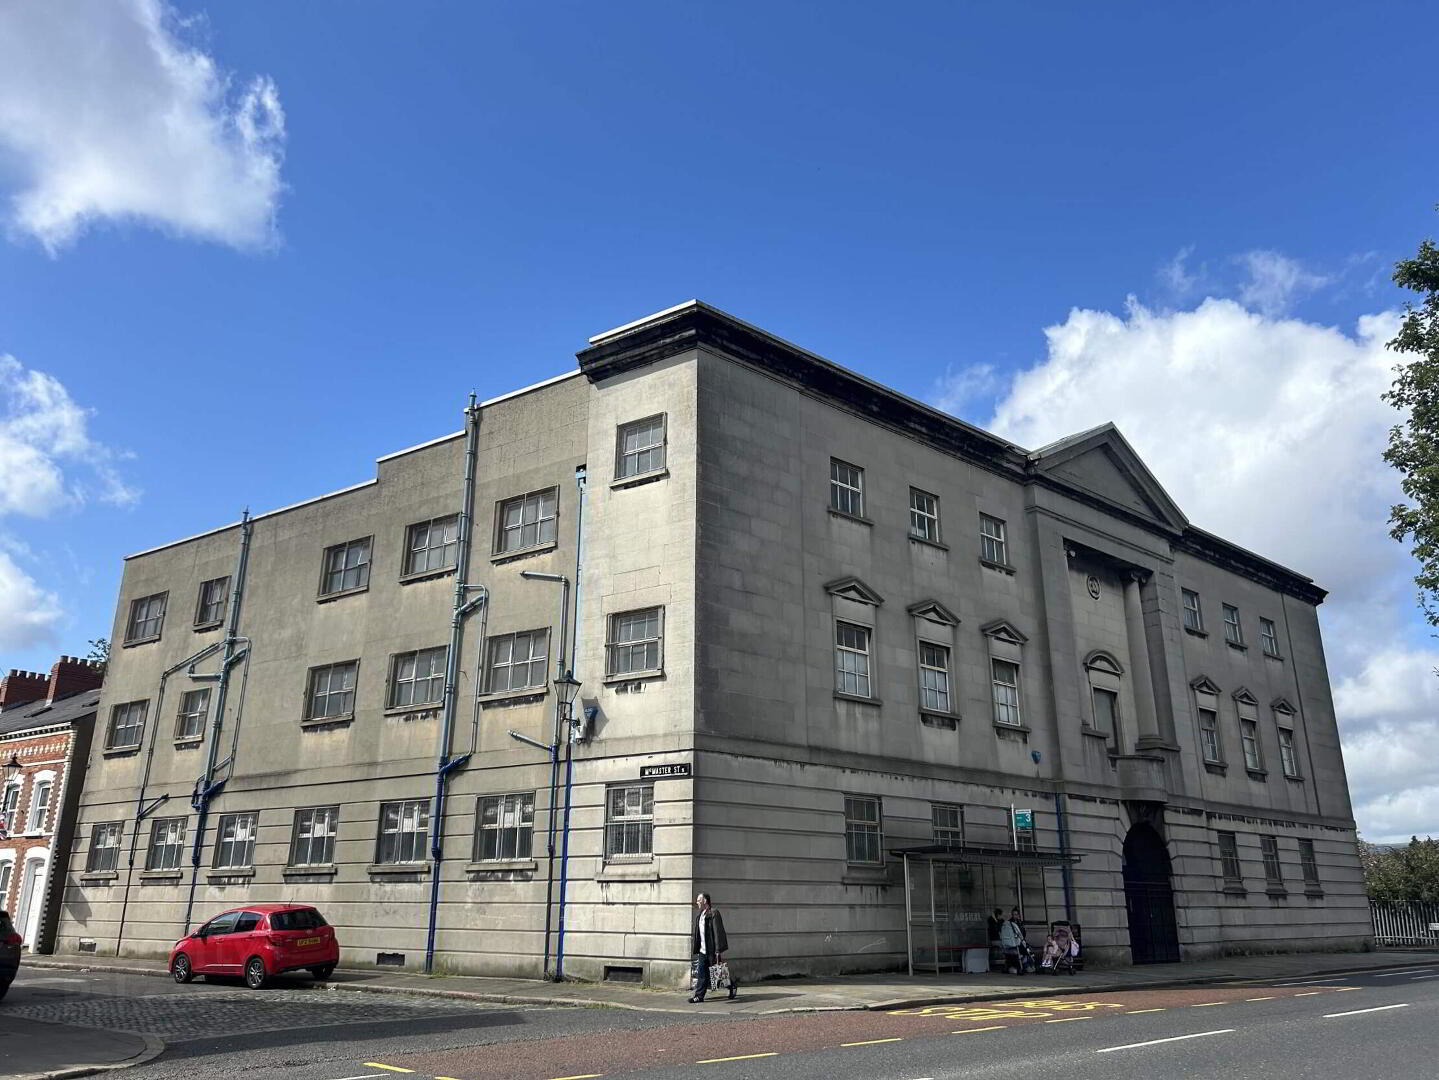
(268, 908, 327, 931)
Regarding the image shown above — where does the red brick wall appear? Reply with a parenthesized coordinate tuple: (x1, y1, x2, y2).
(0, 670, 48, 709)
(46, 657, 105, 703)
(1, 727, 75, 940)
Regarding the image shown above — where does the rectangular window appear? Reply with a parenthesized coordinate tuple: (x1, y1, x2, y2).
(1240, 717, 1263, 771)
(1260, 617, 1280, 655)
(87, 822, 122, 873)
(1092, 687, 1120, 742)
(1223, 603, 1244, 646)
(26, 779, 52, 832)
(616, 414, 666, 479)
(991, 658, 1021, 726)
(405, 515, 459, 575)
(918, 641, 951, 713)
(376, 799, 430, 864)
(0, 785, 17, 832)
(1218, 831, 1243, 886)
(1260, 835, 1283, 887)
(213, 812, 258, 869)
(605, 783, 654, 861)
(486, 629, 550, 693)
(1278, 727, 1299, 777)
(125, 591, 168, 643)
(909, 488, 940, 542)
(195, 576, 229, 627)
(320, 536, 372, 596)
(606, 608, 662, 676)
(1299, 839, 1320, 885)
(979, 514, 1008, 565)
(107, 700, 148, 750)
(306, 661, 359, 720)
(146, 817, 186, 871)
(844, 795, 882, 865)
(829, 459, 865, 517)
(932, 803, 964, 848)
(496, 489, 558, 554)
(389, 646, 448, 708)
(835, 621, 872, 698)
(175, 688, 209, 740)
(1198, 706, 1222, 762)
(1180, 591, 1202, 633)
(476, 792, 535, 861)
(289, 806, 339, 867)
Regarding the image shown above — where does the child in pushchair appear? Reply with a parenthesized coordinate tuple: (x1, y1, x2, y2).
(1042, 924, 1080, 975)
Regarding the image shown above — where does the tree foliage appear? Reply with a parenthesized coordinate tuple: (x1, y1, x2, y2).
(86, 637, 109, 663)
(1384, 234, 1439, 624)
(1359, 836, 1439, 902)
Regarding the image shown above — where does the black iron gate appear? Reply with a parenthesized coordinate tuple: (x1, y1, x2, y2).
(1123, 824, 1180, 964)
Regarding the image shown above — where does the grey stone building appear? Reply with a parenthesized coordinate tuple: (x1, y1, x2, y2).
(55, 301, 1369, 983)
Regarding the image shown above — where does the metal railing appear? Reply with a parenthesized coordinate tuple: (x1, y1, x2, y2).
(1370, 900, 1439, 946)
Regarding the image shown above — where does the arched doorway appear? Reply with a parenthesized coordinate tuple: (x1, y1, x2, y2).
(1122, 824, 1179, 963)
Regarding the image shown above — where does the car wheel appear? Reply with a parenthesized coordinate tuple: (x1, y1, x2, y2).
(244, 956, 268, 990)
(310, 964, 335, 982)
(172, 954, 194, 984)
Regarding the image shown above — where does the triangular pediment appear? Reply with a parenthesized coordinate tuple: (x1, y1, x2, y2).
(1190, 675, 1222, 695)
(1270, 696, 1297, 715)
(1029, 423, 1188, 536)
(980, 618, 1028, 645)
(906, 599, 959, 625)
(1232, 687, 1259, 706)
(824, 576, 884, 606)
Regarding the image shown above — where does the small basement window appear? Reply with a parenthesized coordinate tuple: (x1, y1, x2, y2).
(376, 952, 406, 967)
(604, 965, 644, 983)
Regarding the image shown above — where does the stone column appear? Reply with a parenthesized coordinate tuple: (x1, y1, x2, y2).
(1123, 570, 1162, 749)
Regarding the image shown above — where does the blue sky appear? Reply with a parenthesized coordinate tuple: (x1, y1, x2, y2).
(1, 1, 1437, 837)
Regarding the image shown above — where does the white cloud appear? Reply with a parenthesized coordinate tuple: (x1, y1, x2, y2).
(0, 355, 134, 650)
(1234, 250, 1330, 317)
(930, 362, 1002, 420)
(0, 0, 285, 252)
(967, 290, 1439, 840)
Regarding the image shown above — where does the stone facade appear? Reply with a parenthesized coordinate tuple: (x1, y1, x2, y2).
(55, 302, 1368, 983)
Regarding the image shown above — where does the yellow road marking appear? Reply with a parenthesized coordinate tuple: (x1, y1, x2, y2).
(952, 1025, 1007, 1034)
(1126, 1008, 1165, 1013)
(435, 1076, 465, 1080)
(842, 1038, 904, 1046)
(696, 1053, 779, 1064)
(363, 1068, 414, 1075)
(1045, 1016, 1091, 1023)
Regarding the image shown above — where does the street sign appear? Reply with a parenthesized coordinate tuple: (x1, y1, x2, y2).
(1013, 808, 1033, 829)
(640, 762, 692, 779)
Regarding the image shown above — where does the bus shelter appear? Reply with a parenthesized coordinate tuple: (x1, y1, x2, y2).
(893, 844, 1081, 975)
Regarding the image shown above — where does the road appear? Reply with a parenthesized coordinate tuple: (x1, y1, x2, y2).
(3, 963, 1437, 1079)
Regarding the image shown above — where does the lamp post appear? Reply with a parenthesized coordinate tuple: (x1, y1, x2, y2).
(554, 670, 581, 739)
(4, 753, 19, 782)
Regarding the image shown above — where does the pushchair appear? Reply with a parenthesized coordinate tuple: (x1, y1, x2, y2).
(1042, 922, 1081, 975)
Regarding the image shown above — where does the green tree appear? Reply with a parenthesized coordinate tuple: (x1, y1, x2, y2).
(1384, 233, 1439, 624)
(86, 637, 109, 663)
(1359, 836, 1439, 902)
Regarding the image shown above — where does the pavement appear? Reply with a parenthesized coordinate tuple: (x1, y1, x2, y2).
(19, 945, 1439, 1015)
(3, 949, 1437, 1079)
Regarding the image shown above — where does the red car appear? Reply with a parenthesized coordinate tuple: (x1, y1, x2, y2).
(169, 904, 338, 989)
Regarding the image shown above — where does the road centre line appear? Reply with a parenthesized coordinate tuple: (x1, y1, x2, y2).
(1410, 975, 1439, 980)
(952, 1026, 1007, 1034)
(842, 1038, 904, 1046)
(1045, 1017, 1091, 1023)
(1126, 1008, 1166, 1013)
(1294, 992, 1322, 997)
(331, 1075, 387, 1079)
(544, 1074, 602, 1079)
(696, 1053, 779, 1063)
(1324, 1004, 1411, 1018)
(1191, 1002, 1227, 1007)
(362, 1068, 414, 1075)
(1245, 996, 1275, 1001)
(1375, 969, 1433, 977)
(1097, 1030, 1235, 1053)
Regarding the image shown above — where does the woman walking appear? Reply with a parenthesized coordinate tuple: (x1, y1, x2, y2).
(689, 892, 738, 1002)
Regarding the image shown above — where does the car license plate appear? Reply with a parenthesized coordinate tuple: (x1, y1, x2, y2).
(296, 936, 321, 947)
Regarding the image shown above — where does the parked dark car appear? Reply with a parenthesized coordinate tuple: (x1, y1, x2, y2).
(169, 904, 338, 989)
(0, 910, 21, 1000)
